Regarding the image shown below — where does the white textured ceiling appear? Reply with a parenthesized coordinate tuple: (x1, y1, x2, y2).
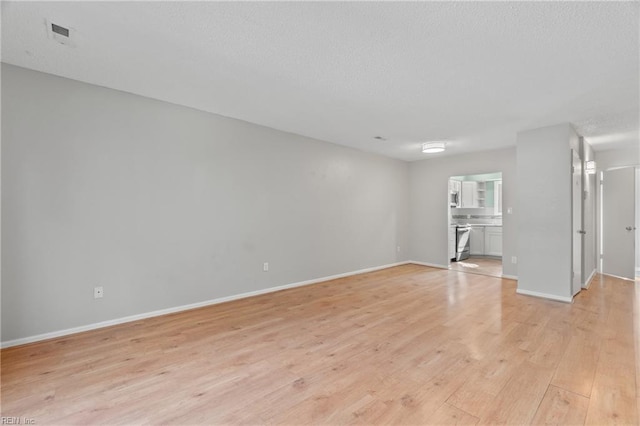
(2, 1, 638, 161)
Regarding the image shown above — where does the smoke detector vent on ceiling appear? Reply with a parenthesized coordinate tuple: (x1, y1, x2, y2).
(46, 20, 75, 47)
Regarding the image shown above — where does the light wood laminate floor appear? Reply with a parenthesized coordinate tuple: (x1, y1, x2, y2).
(449, 256, 503, 278)
(1, 264, 638, 425)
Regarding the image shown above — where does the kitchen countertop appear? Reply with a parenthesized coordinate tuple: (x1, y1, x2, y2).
(452, 223, 502, 227)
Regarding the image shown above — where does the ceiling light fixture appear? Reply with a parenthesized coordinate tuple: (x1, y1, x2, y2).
(422, 142, 446, 154)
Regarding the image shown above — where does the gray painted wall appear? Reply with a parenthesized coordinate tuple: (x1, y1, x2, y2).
(516, 123, 577, 300)
(0, 62, 617, 343)
(1, 64, 410, 342)
(596, 146, 640, 171)
(408, 148, 517, 277)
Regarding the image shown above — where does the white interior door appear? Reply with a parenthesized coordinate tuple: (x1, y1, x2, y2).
(602, 167, 636, 280)
(572, 151, 582, 296)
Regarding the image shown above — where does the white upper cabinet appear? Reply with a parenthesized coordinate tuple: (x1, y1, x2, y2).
(461, 181, 478, 208)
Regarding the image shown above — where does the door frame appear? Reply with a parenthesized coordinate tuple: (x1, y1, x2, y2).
(571, 149, 583, 296)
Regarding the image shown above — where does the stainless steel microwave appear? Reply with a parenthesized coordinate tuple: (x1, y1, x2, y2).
(450, 191, 460, 208)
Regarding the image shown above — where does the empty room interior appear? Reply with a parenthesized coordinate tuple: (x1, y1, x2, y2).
(2, 2, 640, 425)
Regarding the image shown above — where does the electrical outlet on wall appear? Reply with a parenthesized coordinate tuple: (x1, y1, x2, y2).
(511, 256, 517, 264)
(263, 262, 269, 272)
(94, 286, 104, 299)
(397, 246, 401, 253)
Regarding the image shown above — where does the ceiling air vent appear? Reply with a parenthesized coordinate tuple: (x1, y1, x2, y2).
(46, 19, 75, 47)
(51, 23, 69, 37)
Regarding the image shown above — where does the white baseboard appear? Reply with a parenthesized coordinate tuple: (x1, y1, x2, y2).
(515, 288, 573, 303)
(1, 261, 411, 349)
(600, 272, 637, 282)
(408, 260, 449, 269)
(583, 269, 597, 289)
(501, 274, 518, 280)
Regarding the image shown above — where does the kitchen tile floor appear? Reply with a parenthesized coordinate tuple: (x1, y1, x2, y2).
(449, 256, 502, 278)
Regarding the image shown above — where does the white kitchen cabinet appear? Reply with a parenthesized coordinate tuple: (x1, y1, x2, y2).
(450, 179, 461, 193)
(470, 227, 485, 255)
(461, 181, 478, 208)
(448, 226, 456, 260)
(484, 226, 503, 257)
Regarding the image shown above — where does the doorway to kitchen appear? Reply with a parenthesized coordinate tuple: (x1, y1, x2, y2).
(448, 172, 503, 278)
